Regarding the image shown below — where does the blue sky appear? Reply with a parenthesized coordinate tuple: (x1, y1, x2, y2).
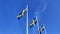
(0, 0, 60, 34)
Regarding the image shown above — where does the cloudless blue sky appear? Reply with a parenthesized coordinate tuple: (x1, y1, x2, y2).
(0, 0, 60, 34)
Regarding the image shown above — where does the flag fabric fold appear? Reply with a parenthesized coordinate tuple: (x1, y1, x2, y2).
(17, 9, 26, 20)
(38, 24, 45, 34)
(29, 17, 37, 28)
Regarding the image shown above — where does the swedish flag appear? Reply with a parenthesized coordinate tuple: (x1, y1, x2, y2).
(29, 17, 37, 27)
(38, 24, 45, 34)
(17, 9, 26, 20)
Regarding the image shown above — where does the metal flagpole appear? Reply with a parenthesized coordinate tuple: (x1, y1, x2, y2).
(26, 5, 28, 34)
(36, 16, 39, 31)
(36, 16, 40, 34)
(42, 24, 47, 34)
(44, 25, 47, 34)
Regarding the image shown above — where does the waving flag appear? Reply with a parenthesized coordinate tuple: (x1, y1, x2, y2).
(38, 24, 45, 34)
(29, 17, 37, 27)
(17, 9, 26, 20)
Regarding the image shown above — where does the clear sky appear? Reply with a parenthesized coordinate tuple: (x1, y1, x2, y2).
(0, 0, 60, 34)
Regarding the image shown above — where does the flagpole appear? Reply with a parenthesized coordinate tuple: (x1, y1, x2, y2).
(44, 25, 47, 34)
(36, 16, 39, 31)
(26, 5, 28, 34)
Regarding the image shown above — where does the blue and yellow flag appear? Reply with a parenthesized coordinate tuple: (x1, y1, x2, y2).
(38, 24, 45, 34)
(29, 17, 37, 28)
(17, 9, 26, 20)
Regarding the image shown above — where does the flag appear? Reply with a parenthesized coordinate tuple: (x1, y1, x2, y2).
(17, 9, 26, 20)
(38, 24, 45, 34)
(29, 17, 37, 27)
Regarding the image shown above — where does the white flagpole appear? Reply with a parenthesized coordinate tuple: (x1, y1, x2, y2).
(36, 16, 39, 31)
(42, 24, 47, 34)
(26, 5, 28, 34)
(44, 25, 47, 34)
